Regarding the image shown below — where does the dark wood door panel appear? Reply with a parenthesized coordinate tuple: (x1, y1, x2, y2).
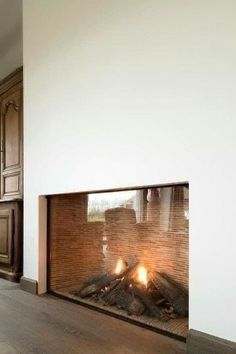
(0, 209, 13, 264)
(2, 172, 20, 198)
(0, 68, 23, 281)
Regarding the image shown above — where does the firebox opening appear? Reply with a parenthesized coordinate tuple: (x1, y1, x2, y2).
(47, 184, 189, 340)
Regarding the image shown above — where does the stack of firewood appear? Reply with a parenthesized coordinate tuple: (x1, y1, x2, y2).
(71, 263, 188, 321)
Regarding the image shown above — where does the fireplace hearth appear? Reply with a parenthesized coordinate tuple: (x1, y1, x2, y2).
(48, 184, 189, 340)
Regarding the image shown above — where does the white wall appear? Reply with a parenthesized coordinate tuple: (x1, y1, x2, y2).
(23, 0, 236, 342)
(0, 0, 22, 80)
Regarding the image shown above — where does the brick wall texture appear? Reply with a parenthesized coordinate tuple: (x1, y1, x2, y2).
(49, 186, 189, 292)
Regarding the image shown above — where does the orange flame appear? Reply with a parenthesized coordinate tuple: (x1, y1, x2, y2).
(114, 259, 126, 275)
(137, 265, 148, 287)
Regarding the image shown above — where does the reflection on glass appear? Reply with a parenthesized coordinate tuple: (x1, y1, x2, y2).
(87, 187, 189, 230)
(88, 191, 136, 222)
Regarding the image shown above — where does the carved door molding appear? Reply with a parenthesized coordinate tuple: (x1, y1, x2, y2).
(0, 84, 23, 199)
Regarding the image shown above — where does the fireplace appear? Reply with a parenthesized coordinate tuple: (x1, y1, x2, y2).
(47, 184, 189, 340)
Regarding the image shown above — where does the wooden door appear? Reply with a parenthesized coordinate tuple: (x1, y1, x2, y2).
(0, 209, 13, 264)
(0, 83, 23, 199)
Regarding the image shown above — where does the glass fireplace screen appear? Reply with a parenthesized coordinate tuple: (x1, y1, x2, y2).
(48, 185, 189, 339)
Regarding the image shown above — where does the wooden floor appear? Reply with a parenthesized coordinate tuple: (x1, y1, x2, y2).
(0, 279, 186, 354)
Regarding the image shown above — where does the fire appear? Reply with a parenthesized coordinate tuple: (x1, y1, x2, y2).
(114, 259, 126, 275)
(137, 265, 148, 287)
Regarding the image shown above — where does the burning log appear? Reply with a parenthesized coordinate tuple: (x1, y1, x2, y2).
(115, 289, 131, 310)
(100, 279, 121, 298)
(79, 263, 136, 299)
(129, 281, 165, 320)
(128, 296, 146, 316)
(79, 273, 117, 298)
(78, 271, 125, 298)
(115, 289, 145, 316)
(152, 272, 188, 317)
(102, 283, 123, 306)
(155, 298, 166, 306)
(71, 262, 186, 323)
(102, 263, 139, 305)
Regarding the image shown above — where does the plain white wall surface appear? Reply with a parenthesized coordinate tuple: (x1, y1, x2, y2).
(23, 0, 236, 341)
(0, 0, 22, 80)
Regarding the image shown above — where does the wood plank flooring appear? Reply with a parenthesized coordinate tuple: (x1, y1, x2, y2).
(0, 279, 186, 354)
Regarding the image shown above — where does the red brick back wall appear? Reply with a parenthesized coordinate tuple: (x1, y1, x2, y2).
(49, 188, 188, 292)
